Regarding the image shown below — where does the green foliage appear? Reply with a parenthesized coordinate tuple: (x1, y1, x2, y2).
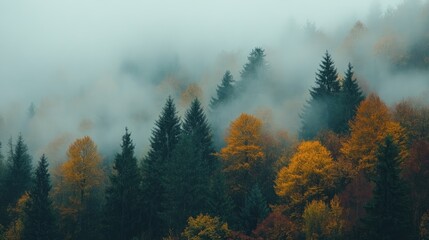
(23, 154, 56, 240)
(240, 185, 269, 234)
(338, 63, 364, 133)
(237, 48, 268, 92)
(182, 214, 231, 240)
(104, 128, 142, 240)
(300, 51, 341, 139)
(210, 71, 235, 110)
(141, 96, 181, 239)
(362, 136, 412, 240)
(0, 135, 32, 226)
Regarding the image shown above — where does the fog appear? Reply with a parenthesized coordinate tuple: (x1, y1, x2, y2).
(0, 0, 427, 163)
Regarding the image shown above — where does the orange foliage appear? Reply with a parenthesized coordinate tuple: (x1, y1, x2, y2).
(341, 94, 408, 173)
(275, 141, 338, 215)
(218, 113, 265, 198)
(252, 211, 299, 240)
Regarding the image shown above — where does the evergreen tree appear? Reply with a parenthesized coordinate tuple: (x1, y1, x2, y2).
(240, 184, 269, 234)
(23, 154, 56, 240)
(362, 136, 412, 240)
(207, 171, 235, 226)
(339, 63, 364, 133)
(141, 96, 181, 239)
(300, 51, 341, 139)
(0, 135, 32, 226)
(0, 142, 4, 185)
(237, 48, 268, 92)
(210, 71, 235, 110)
(104, 128, 142, 240)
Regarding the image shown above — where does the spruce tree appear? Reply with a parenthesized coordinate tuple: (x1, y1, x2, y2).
(240, 184, 269, 234)
(300, 51, 341, 139)
(104, 128, 142, 240)
(207, 171, 235, 226)
(141, 96, 181, 239)
(0, 135, 32, 226)
(363, 136, 412, 240)
(210, 71, 235, 110)
(339, 63, 364, 133)
(237, 47, 267, 92)
(23, 154, 56, 240)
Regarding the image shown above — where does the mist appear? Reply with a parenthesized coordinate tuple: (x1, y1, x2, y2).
(0, 0, 428, 164)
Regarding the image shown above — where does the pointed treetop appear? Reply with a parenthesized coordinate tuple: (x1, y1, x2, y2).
(210, 71, 235, 109)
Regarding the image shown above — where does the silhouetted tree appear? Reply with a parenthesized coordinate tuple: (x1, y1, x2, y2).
(240, 185, 269, 234)
(104, 128, 142, 240)
(300, 51, 341, 139)
(362, 136, 412, 240)
(210, 71, 235, 109)
(23, 154, 56, 240)
(141, 96, 181, 239)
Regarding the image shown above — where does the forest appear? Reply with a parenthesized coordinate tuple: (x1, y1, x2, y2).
(0, 1, 429, 240)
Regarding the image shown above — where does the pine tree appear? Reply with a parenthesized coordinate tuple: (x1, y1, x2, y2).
(300, 51, 341, 139)
(363, 136, 412, 240)
(237, 48, 268, 92)
(240, 184, 269, 234)
(104, 128, 142, 240)
(0, 135, 32, 226)
(207, 171, 235, 225)
(23, 154, 56, 240)
(141, 96, 181, 239)
(210, 71, 235, 110)
(339, 63, 364, 133)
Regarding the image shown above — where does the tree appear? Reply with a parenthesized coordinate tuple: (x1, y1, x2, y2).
(57, 136, 103, 240)
(23, 154, 56, 240)
(4, 193, 29, 240)
(240, 185, 269, 234)
(210, 71, 235, 110)
(421, 211, 429, 240)
(300, 51, 341, 139)
(338, 63, 364, 133)
(275, 141, 339, 218)
(103, 128, 141, 240)
(252, 211, 299, 240)
(341, 94, 408, 175)
(182, 214, 231, 240)
(362, 136, 412, 240)
(141, 96, 181, 239)
(0, 135, 32, 227)
(218, 113, 265, 206)
(240, 48, 267, 84)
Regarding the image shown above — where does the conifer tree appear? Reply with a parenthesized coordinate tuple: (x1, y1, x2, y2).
(210, 71, 235, 110)
(240, 184, 269, 234)
(339, 63, 364, 133)
(104, 128, 141, 240)
(237, 48, 268, 92)
(0, 135, 32, 226)
(300, 51, 341, 139)
(141, 96, 181, 239)
(363, 136, 412, 240)
(23, 154, 56, 240)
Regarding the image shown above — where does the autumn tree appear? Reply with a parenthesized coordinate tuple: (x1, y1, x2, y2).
(141, 96, 181, 239)
(5, 193, 29, 240)
(240, 184, 269, 234)
(218, 113, 265, 206)
(341, 94, 408, 175)
(103, 128, 141, 240)
(0, 135, 32, 227)
(210, 71, 236, 110)
(362, 136, 412, 240)
(393, 99, 429, 142)
(56, 136, 103, 240)
(338, 63, 364, 133)
(252, 211, 299, 240)
(421, 211, 429, 240)
(182, 214, 231, 240)
(300, 51, 341, 139)
(275, 141, 339, 218)
(23, 154, 56, 240)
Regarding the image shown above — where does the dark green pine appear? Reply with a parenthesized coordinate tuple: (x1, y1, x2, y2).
(141, 96, 181, 239)
(339, 63, 364, 133)
(362, 136, 413, 240)
(300, 51, 341, 139)
(210, 71, 235, 110)
(104, 128, 142, 240)
(0, 135, 32, 226)
(23, 154, 56, 240)
(237, 47, 268, 93)
(240, 184, 269, 234)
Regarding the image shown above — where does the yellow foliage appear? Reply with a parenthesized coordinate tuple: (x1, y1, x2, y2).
(182, 214, 230, 240)
(341, 94, 408, 173)
(5, 193, 29, 240)
(275, 141, 337, 212)
(218, 113, 265, 195)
